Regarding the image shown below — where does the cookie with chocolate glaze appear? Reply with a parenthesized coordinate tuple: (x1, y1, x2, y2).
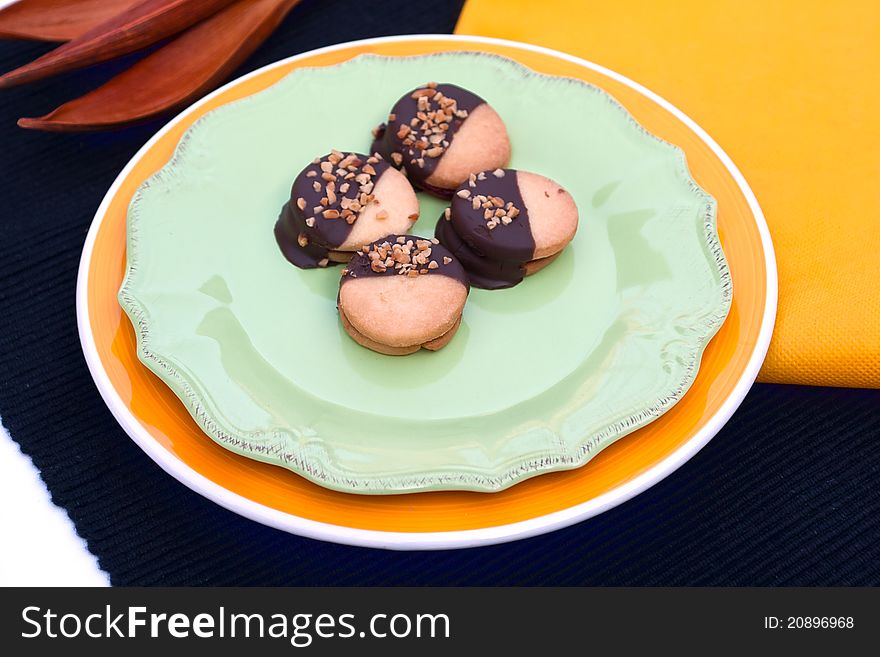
(275, 151, 419, 268)
(371, 82, 511, 198)
(338, 235, 469, 355)
(435, 168, 579, 289)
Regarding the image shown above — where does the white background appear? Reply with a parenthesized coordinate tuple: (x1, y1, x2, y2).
(0, 423, 108, 586)
(0, 0, 107, 587)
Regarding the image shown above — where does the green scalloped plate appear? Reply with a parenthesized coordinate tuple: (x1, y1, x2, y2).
(118, 51, 731, 494)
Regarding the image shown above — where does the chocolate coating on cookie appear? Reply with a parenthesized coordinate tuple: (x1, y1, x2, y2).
(448, 169, 534, 263)
(340, 234, 469, 289)
(435, 168, 533, 288)
(275, 151, 419, 268)
(371, 83, 510, 197)
(435, 214, 526, 289)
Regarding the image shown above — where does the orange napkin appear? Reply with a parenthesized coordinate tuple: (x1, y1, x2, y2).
(456, 0, 880, 388)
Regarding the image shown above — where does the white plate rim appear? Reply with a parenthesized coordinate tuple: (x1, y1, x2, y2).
(76, 34, 777, 551)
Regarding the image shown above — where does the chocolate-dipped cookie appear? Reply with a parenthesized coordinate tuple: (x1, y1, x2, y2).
(371, 82, 511, 198)
(338, 235, 469, 355)
(275, 151, 419, 268)
(435, 168, 578, 289)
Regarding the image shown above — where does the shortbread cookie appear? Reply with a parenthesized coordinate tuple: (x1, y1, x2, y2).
(435, 168, 578, 289)
(338, 235, 469, 355)
(275, 151, 419, 268)
(371, 82, 510, 198)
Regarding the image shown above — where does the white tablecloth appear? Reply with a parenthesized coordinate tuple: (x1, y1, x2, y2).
(1, 422, 109, 586)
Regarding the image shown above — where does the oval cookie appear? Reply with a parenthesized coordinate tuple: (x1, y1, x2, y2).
(435, 168, 578, 289)
(371, 82, 511, 198)
(275, 151, 419, 268)
(338, 235, 469, 355)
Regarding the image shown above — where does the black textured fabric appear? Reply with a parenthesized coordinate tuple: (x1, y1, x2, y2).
(1, 0, 878, 586)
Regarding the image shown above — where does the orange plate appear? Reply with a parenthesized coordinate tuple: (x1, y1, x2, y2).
(79, 37, 773, 546)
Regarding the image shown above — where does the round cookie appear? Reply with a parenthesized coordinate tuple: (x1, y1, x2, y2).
(275, 150, 419, 268)
(338, 235, 469, 355)
(434, 168, 578, 289)
(371, 82, 511, 198)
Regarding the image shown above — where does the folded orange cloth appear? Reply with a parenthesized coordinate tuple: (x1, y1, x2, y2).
(456, 0, 880, 387)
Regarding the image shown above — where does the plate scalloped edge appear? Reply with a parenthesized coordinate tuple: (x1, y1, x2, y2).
(78, 35, 776, 548)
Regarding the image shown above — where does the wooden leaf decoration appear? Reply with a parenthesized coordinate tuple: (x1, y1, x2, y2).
(0, 0, 140, 42)
(19, 0, 301, 131)
(0, 0, 238, 88)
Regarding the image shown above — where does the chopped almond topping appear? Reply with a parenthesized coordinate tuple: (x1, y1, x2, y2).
(384, 84, 478, 168)
(351, 237, 457, 277)
(296, 152, 386, 230)
(462, 182, 523, 230)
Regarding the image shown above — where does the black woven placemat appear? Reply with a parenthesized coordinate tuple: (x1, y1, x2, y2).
(1, 0, 878, 586)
